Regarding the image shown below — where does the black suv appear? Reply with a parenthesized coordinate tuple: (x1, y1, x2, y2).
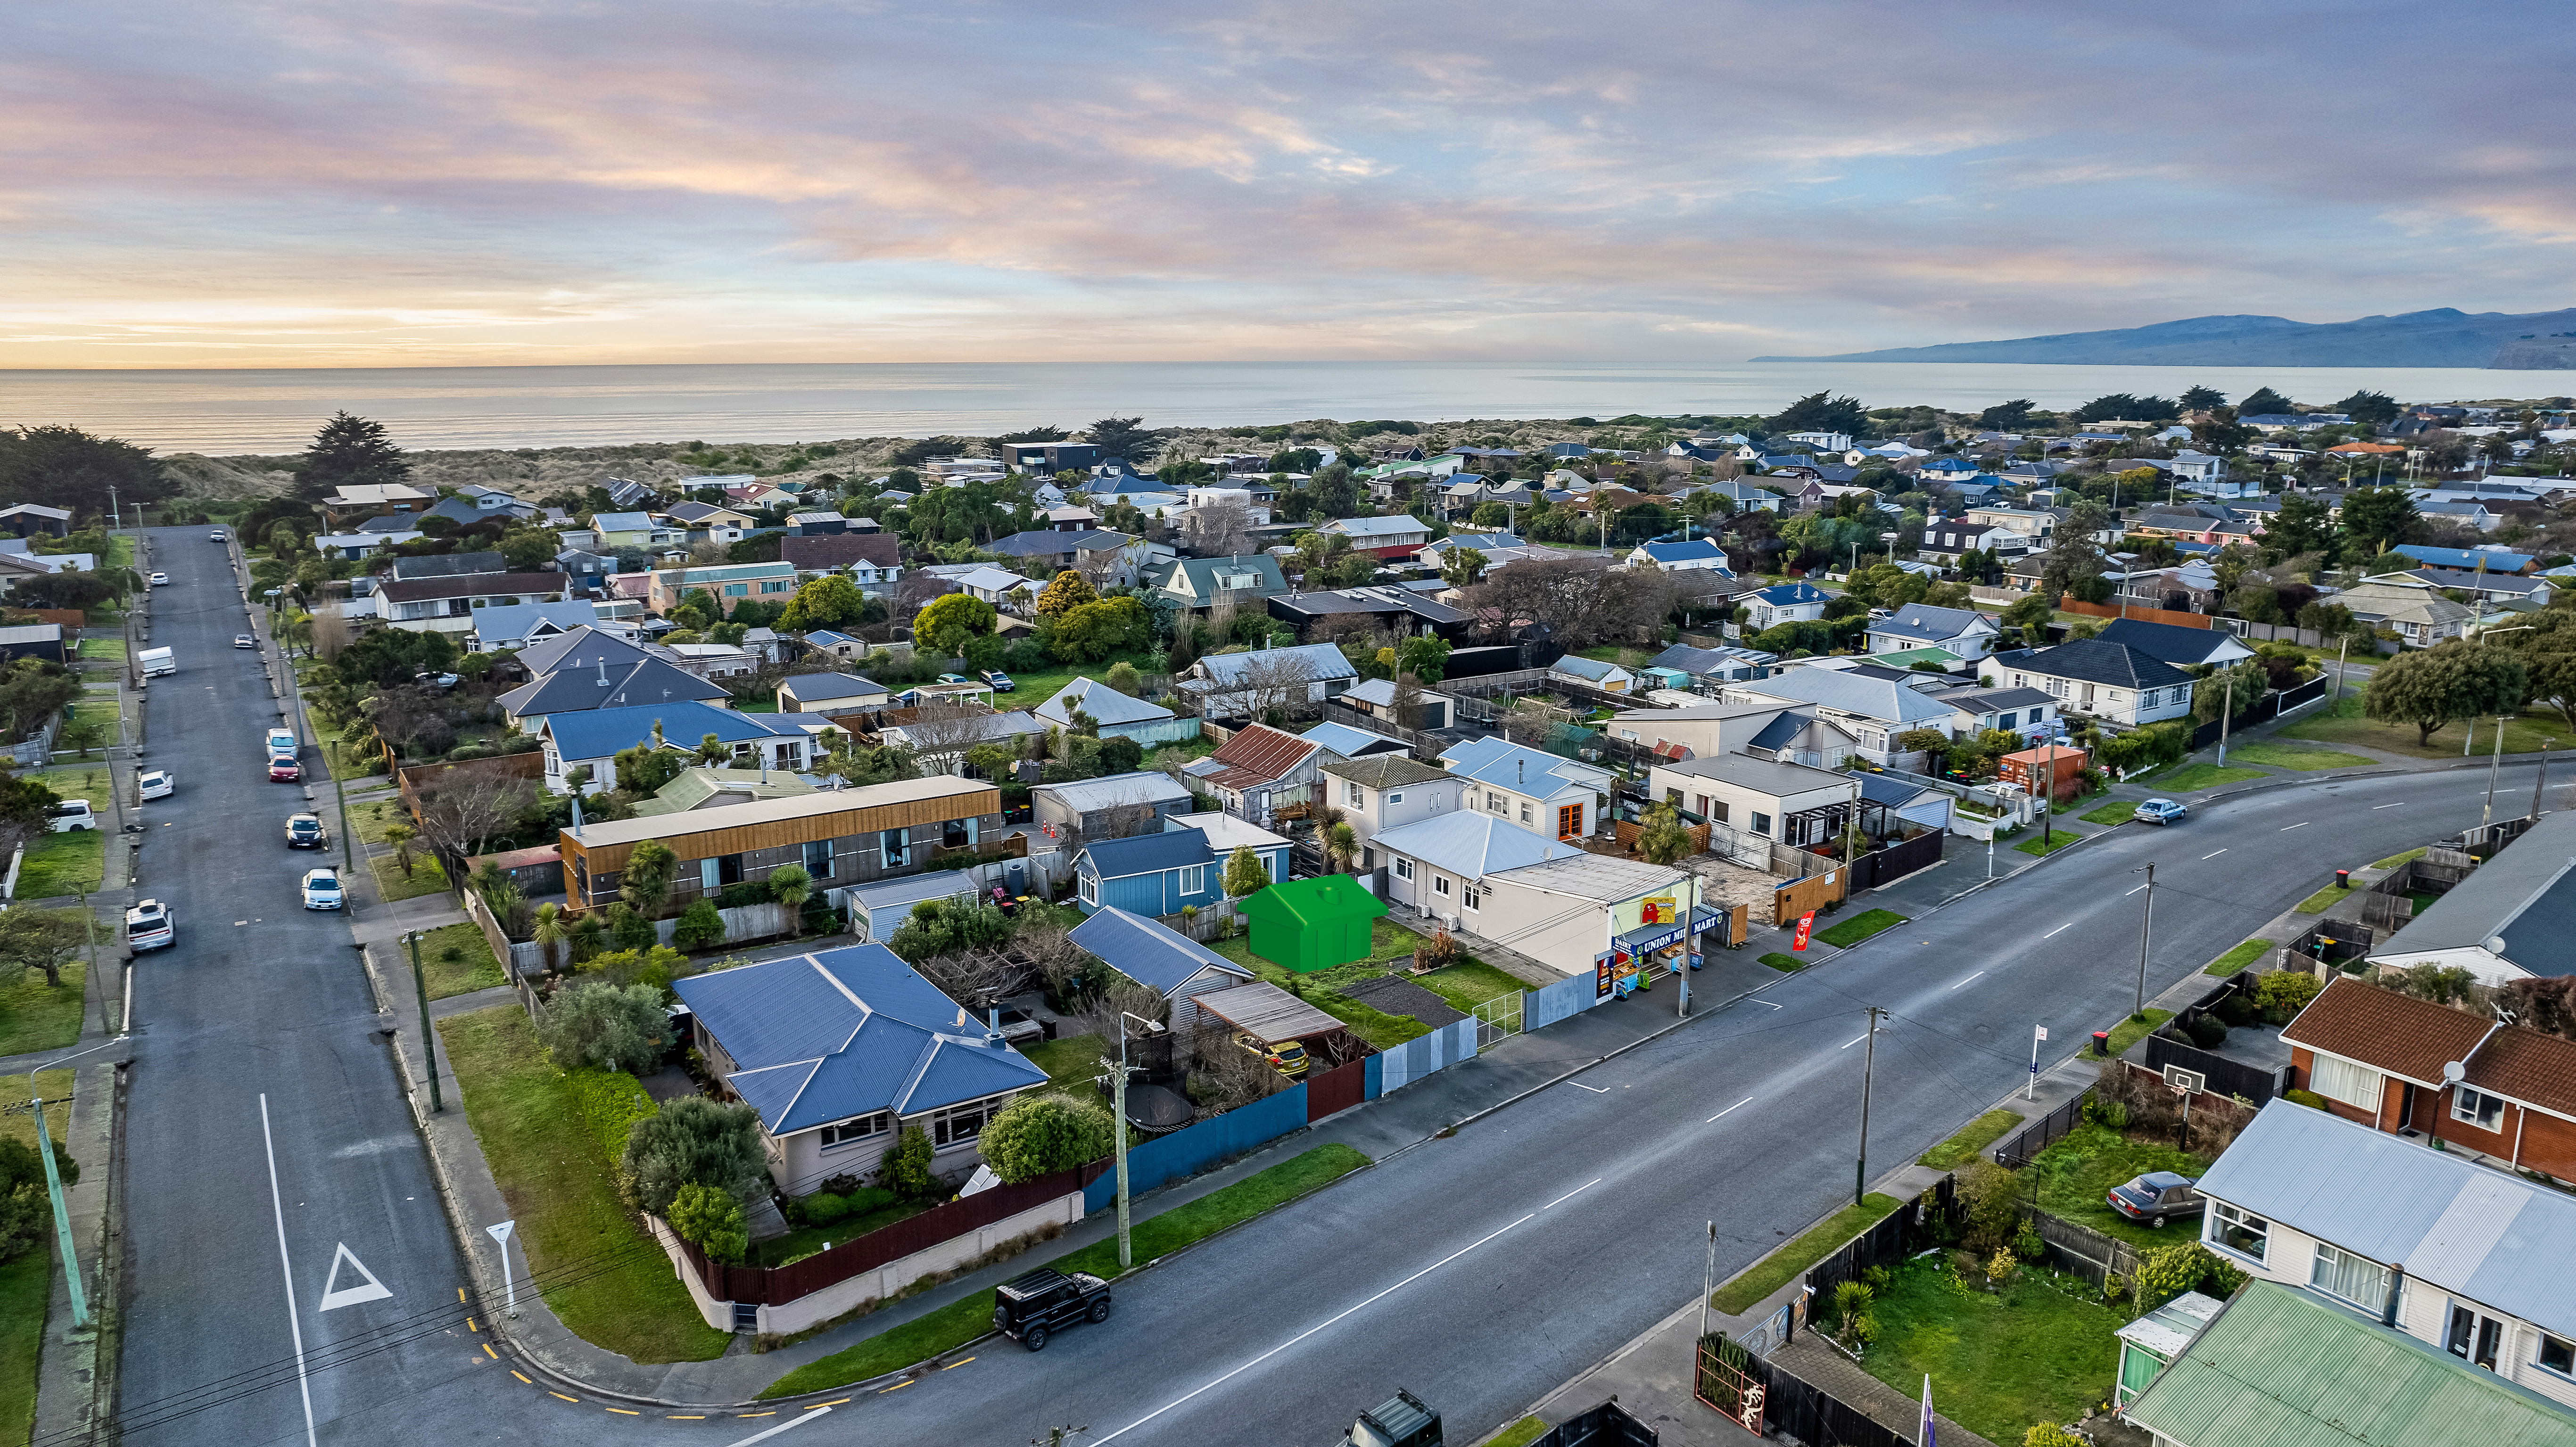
(992, 1267, 1112, 1351)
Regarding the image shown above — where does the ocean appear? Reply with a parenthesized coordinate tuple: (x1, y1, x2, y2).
(0, 360, 2554, 456)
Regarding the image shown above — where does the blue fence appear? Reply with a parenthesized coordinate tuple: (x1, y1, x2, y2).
(1370, 1019, 1476, 1095)
(1083, 1084, 1312, 1212)
(1523, 970, 1610, 1033)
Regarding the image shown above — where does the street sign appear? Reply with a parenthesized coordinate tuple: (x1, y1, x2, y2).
(1792, 911, 1816, 951)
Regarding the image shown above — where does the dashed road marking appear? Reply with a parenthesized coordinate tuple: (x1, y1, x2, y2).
(1708, 1096, 1753, 1122)
(1545, 1178, 1602, 1209)
(2201, 849, 2227, 860)
(2281, 822, 2309, 831)
(2043, 921, 2073, 938)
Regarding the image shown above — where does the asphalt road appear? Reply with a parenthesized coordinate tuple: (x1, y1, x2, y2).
(95, 549, 2553, 1446)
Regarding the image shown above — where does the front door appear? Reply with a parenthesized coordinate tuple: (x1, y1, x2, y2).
(1557, 804, 1582, 840)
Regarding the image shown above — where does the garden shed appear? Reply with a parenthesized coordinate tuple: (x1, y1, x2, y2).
(1234, 874, 1387, 973)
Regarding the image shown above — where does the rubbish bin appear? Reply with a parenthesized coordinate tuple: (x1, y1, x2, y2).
(2092, 1030, 2110, 1057)
(2336, 869, 2351, 888)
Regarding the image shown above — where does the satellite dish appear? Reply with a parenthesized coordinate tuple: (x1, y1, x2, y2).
(2487, 936, 2509, 953)
(2444, 1061, 2467, 1084)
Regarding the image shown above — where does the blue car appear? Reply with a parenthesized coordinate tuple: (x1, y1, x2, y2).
(2133, 798, 2188, 825)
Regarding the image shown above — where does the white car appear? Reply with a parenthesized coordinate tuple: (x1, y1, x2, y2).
(265, 727, 296, 756)
(234, 634, 256, 650)
(138, 770, 173, 800)
(125, 899, 174, 951)
(208, 531, 227, 543)
(300, 868, 343, 911)
(46, 800, 95, 833)
(148, 571, 170, 586)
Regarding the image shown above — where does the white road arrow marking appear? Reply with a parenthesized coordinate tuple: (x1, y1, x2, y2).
(317, 1242, 393, 1312)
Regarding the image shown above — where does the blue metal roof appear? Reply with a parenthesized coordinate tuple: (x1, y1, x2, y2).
(1067, 907, 1250, 996)
(2392, 543, 2533, 572)
(1752, 581, 1829, 605)
(1080, 831, 1214, 881)
(543, 698, 807, 761)
(1640, 539, 1729, 566)
(673, 943, 1046, 1136)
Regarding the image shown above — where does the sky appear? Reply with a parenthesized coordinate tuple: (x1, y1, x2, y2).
(5, 0, 2571, 369)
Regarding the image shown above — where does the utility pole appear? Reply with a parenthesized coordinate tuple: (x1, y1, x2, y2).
(1700, 1220, 1717, 1343)
(1853, 1005, 1886, 1208)
(1099, 1010, 1154, 1270)
(76, 893, 106, 1037)
(2215, 668, 2234, 767)
(405, 932, 442, 1113)
(2132, 863, 2156, 1019)
(26, 1077, 90, 1332)
(2484, 716, 2507, 826)
(2533, 742, 2554, 821)
(2334, 635, 2349, 713)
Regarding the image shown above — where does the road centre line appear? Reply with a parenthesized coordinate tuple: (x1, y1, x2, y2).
(2043, 922, 2073, 938)
(1707, 1096, 1754, 1123)
(2202, 849, 2228, 860)
(1840, 1034, 1868, 1049)
(1093, 1212, 1538, 1444)
(2281, 822, 2309, 830)
(1949, 972, 1984, 989)
(726, 1406, 833, 1446)
(258, 1095, 319, 1447)
(2373, 803, 2405, 809)
(1546, 1178, 1603, 1209)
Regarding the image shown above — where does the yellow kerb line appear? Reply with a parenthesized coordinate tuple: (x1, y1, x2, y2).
(815, 1398, 852, 1406)
(941, 1357, 976, 1370)
(551, 1391, 579, 1402)
(511, 1371, 532, 1385)
(467, 1318, 477, 1332)
(482, 1343, 497, 1359)
(606, 1407, 640, 1415)
(879, 1380, 914, 1393)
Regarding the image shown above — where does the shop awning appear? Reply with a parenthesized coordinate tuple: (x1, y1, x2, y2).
(1617, 920, 1689, 955)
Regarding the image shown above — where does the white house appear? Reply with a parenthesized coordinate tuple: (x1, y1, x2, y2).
(1371, 812, 1583, 929)
(1475, 853, 1705, 980)
(1548, 655, 1637, 693)
(1977, 639, 2194, 727)
(1626, 539, 1735, 574)
(1742, 582, 1831, 631)
(1319, 753, 1471, 871)
(1438, 736, 1616, 842)
(1645, 753, 1853, 846)
(1864, 603, 1999, 661)
(1319, 515, 1434, 551)
(950, 565, 1044, 613)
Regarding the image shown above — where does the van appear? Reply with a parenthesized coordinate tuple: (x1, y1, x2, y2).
(137, 647, 175, 677)
(265, 727, 296, 756)
(47, 800, 95, 833)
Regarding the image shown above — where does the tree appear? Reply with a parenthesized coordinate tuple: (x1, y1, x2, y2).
(2192, 658, 2271, 724)
(1035, 569, 1097, 619)
(671, 898, 726, 950)
(1222, 845, 1271, 897)
(532, 902, 570, 972)
(1637, 804, 1694, 865)
(411, 772, 534, 881)
(914, 592, 998, 654)
(977, 1094, 1115, 1184)
(1324, 822, 1358, 874)
(2266, 493, 2335, 559)
(1105, 660, 1143, 697)
(620, 838, 677, 916)
(767, 863, 812, 909)
(1440, 547, 1490, 590)
(2333, 389, 2401, 428)
(2179, 385, 2227, 411)
(667, 1182, 748, 1263)
(1050, 596, 1154, 663)
(2341, 486, 2418, 555)
(0, 908, 88, 989)
(1181, 495, 1253, 556)
(881, 1124, 937, 1197)
(776, 574, 868, 632)
(2236, 386, 2293, 417)
(1975, 399, 2034, 430)
(1395, 634, 1452, 684)
(615, 742, 685, 796)
(2072, 393, 2179, 423)
(1309, 463, 1359, 518)
(297, 412, 410, 504)
(2364, 641, 2527, 746)
(619, 1096, 767, 1217)
(540, 981, 671, 1073)
(1768, 392, 1867, 436)
(1084, 417, 1160, 463)
(0, 424, 173, 517)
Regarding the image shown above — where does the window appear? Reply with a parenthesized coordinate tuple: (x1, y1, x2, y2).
(1178, 863, 1207, 896)
(1387, 791, 1404, 806)
(2541, 1333, 2575, 1377)
(1998, 711, 2017, 729)
(1080, 871, 1098, 905)
(1665, 788, 1684, 807)
(2210, 1201, 2268, 1262)
(1714, 800, 1730, 823)
(760, 580, 788, 593)
(882, 826, 909, 868)
(819, 1112, 888, 1149)
(1434, 875, 1452, 897)
(803, 839, 834, 879)
(932, 1096, 1002, 1146)
(1519, 801, 1533, 824)
(2310, 1054, 2384, 1111)
(2310, 1241, 2392, 1307)
(1347, 781, 1364, 806)
(1463, 886, 1483, 912)
(1486, 791, 1504, 814)
(2453, 1085, 2505, 1131)
(1393, 857, 1414, 881)
(1750, 811, 1772, 836)
(723, 583, 749, 597)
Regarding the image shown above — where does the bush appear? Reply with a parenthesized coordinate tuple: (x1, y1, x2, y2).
(2136, 1241, 2220, 1306)
(715, 881, 772, 910)
(881, 1124, 936, 1198)
(2013, 1223, 2045, 1261)
(669, 1182, 748, 1264)
(977, 1094, 1116, 1183)
(887, 897, 1013, 962)
(793, 1184, 894, 1227)
(619, 1096, 768, 1217)
(672, 898, 727, 950)
(2213, 992, 2257, 1028)
(2283, 1087, 2330, 1110)
(1958, 1158, 2023, 1251)
(2187, 1014, 2229, 1049)
(2254, 970, 2322, 1021)
(539, 981, 671, 1072)
(606, 903, 658, 953)
(2027, 1425, 2087, 1447)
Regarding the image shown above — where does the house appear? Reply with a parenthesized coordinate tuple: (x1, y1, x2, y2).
(777, 673, 892, 714)
(1977, 639, 2194, 726)
(785, 510, 846, 537)
(375, 571, 574, 638)
(2334, 579, 2475, 646)
(984, 529, 1149, 587)
(2401, 566, 2555, 607)
(666, 500, 758, 534)
(560, 775, 1002, 913)
(951, 565, 1045, 613)
(465, 600, 600, 653)
(1642, 643, 1776, 687)
(2280, 976, 2576, 1180)
(2391, 543, 2535, 574)
(496, 625, 733, 733)
(628, 765, 814, 819)
(1030, 771, 1197, 843)
(2187, 1099, 2576, 1415)
(1032, 677, 1182, 744)
(1318, 515, 1434, 556)
(2124, 1280, 2576, 1447)
(2094, 618, 2256, 669)
(1073, 831, 1230, 917)
(1265, 586, 1468, 642)
(537, 698, 817, 793)
(1000, 441, 1104, 475)
(797, 630, 869, 665)
(1742, 581, 1831, 630)
(1646, 753, 1853, 846)
(1725, 667, 1969, 763)
(2361, 809, 2576, 984)
(1166, 811, 1292, 880)
(590, 511, 681, 552)
(1439, 736, 1616, 841)
(0, 504, 73, 538)
(1478, 853, 1705, 981)
(0, 623, 66, 665)
(646, 561, 799, 616)
(1235, 875, 1387, 974)
(671, 943, 1049, 1195)
(314, 530, 423, 560)
(1177, 643, 1359, 720)
(1297, 720, 1412, 764)
(843, 870, 984, 945)
(1626, 539, 1735, 574)
(1865, 604, 1999, 661)
(1179, 723, 1324, 823)
(1145, 553, 1288, 613)
(780, 534, 906, 594)
(1316, 754, 1462, 867)
(1915, 520, 2021, 567)
(1065, 907, 1252, 1026)
(318, 484, 436, 532)
(881, 708, 1047, 775)
(1548, 655, 1637, 695)
(1372, 812, 1584, 925)
(1927, 684, 2059, 744)
(1336, 676, 1454, 731)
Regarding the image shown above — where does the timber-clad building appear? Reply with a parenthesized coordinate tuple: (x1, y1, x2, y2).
(558, 776, 1002, 911)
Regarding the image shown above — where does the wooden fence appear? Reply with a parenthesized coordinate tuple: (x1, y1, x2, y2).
(2017, 1203, 2143, 1291)
(1994, 1088, 2091, 1169)
(2144, 1033, 2281, 1105)
(1846, 829, 1944, 892)
(1802, 1176, 1960, 1303)
(2061, 598, 2213, 629)
(1772, 868, 1847, 927)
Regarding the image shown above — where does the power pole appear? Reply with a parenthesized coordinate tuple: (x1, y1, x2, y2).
(2484, 716, 2507, 827)
(76, 893, 106, 1037)
(2334, 635, 2349, 713)
(1099, 1010, 1154, 1271)
(2215, 668, 2234, 767)
(27, 1079, 90, 1331)
(2534, 742, 2555, 821)
(2132, 863, 2157, 1019)
(1853, 1005, 1886, 1208)
(1700, 1220, 1717, 1343)
(405, 932, 442, 1113)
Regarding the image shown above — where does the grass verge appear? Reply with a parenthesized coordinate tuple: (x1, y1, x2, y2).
(2078, 800, 2138, 825)
(2102, 1009, 2171, 1060)
(437, 1006, 730, 1362)
(2203, 939, 2271, 976)
(1759, 952, 1808, 972)
(2371, 845, 2429, 871)
(2152, 763, 2270, 792)
(1710, 1193, 1902, 1315)
(1814, 908, 1905, 949)
(760, 1142, 1371, 1397)
(0, 961, 88, 1057)
(410, 921, 506, 1000)
(2024, 1121, 2210, 1248)
(371, 851, 451, 903)
(2282, 695, 2559, 758)
(16, 831, 104, 899)
(2220, 740, 2375, 771)
(1853, 1252, 2125, 1444)
(0, 1070, 72, 1446)
(1486, 1420, 1551, 1447)
(2012, 829, 2090, 859)
(1918, 1110, 2021, 1170)
(2292, 878, 2358, 914)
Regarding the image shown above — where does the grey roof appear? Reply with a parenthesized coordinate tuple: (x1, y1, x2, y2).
(2370, 807, 2576, 975)
(497, 654, 730, 717)
(846, 871, 983, 918)
(469, 600, 599, 647)
(1487, 851, 1686, 902)
(1866, 604, 1994, 645)
(778, 673, 891, 706)
(1653, 752, 1852, 799)
(1936, 684, 2057, 714)
(1036, 676, 1175, 728)
(590, 511, 658, 532)
(1188, 643, 1358, 689)
(1645, 643, 1775, 676)
(1067, 908, 1251, 996)
(2095, 618, 2253, 666)
(1369, 812, 1583, 880)
(1032, 770, 1193, 813)
(1297, 721, 1409, 760)
(2198, 1101, 2576, 1340)
(2016, 638, 2192, 691)
(516, 624, 645, 676)
(391, 551, 508, 580)
(1735, 666, 1968, 725)
(984, 528, 1134, 558)
(1317, 752, 1452, 789)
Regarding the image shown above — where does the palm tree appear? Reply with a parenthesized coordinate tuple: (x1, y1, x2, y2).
(767, 864, 812, 912)
(1324, 822, 1358, 875)
(532, 903, 567, 974)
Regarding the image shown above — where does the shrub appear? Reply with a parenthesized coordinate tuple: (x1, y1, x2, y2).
(2213, 992, 2257, 1028)
(669, 1182, 748, 1264)
(606, 902, 658, 954)
(2027, 1425, 2086, 1447)
(978, 1094, 1116, 1183)
(1958, 1158, 2023, 1251)
(715, 881, 772, 910)
(2136, 1241, 2219, 1306)
(766, 864, 812, 909)
(1831, 1279, 1873, 1327)
(539, 981, 670, 1072)
(2283, 1087, 2331, 1111)
(1985, 1248, 2018, 1287)
(619, 1096, 767, 1217)
(2014, 1223, 2045, 1261)
(881, 1124, 937, 1198)
(2187, 1014, 2229, 1049)
(798, 1191, 848, 1226)
(672, 898, 727, 950)
(2254, 970, 2321, 1019)
(2103, 1272, 2129, 1305)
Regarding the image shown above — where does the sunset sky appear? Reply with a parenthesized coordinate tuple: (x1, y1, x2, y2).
(7, 0, 2568, 369)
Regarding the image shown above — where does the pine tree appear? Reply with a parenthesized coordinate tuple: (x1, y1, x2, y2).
(298, 411, 409, 503)
(1222, 845, 1271, 897)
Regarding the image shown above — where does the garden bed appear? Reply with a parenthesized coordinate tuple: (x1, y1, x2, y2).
(1844, 1251, 2126, 1444)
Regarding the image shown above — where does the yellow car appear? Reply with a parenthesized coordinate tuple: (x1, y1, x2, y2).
(1237, 1032, 1309, 1079)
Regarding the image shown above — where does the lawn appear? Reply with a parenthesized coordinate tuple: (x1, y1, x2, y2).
(761, 1142, 1371, 1396)
(437, 1006, 731, 1362)
(0, 960, 89, 1056)
(2220, 740, 2375, 771)
(1814, 908, 1905, 949)
(1758, 952, 1808, 972)
(405, 921, 506, 1000)
(2102, 1009, 2171, 1059)
(2150, 763, 2269, 792)
(371, 850, 451, 902)
(1710, 1193, 1902, 1315)
(349, 798, 413, 847)
(1919, 1109, 2022, 1170)
(2203, 939, 2271, 977)
(1412, 958, 1527, 1015)
(2280, 693, 2561, 759)
(15, 831, 104, 899)
(2078, 800, 2138, 825)
(2013, 827, 2092, 858)
(1853, 1253, 2125, 1445)
(1022, 1032, 1108, 1099)
(25, 768, 112, 812)
(0, 1069, 73, 1447)
(2023, 1121, 2211, 1249)
(75, 638, 125, 662)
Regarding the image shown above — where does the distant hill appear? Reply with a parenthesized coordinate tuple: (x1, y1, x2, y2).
(1754, 307, 2576, 368)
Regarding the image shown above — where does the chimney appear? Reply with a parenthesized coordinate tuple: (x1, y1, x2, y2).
(986, 1007, 1003, 1044)
(597, 659, 611, 686)
(2384, 1263, 2405, 1328)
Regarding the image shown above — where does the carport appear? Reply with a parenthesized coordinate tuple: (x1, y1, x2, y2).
(1186, 981, 1371, 1069)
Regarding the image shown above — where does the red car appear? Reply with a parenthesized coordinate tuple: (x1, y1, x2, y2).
(268, 755, 301, 782)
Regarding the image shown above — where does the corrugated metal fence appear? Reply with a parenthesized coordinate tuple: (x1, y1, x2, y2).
(1370, 1019, 1477, 1094)
(1083, 1086, 1313, 1212)
(1524, 968, 1613, 1033)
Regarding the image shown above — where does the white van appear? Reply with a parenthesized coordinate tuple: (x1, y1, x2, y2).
(138, 647, 175, 677)
(265, 727, 296, 756)
(47, 800, 95, 832)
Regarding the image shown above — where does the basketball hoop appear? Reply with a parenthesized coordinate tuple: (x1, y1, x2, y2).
(2163, 1064, 2206, 1097)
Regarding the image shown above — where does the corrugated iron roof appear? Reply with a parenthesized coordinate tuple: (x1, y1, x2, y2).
(1200, 723, 1319, 789)
(1189, 981, 1346, 1041)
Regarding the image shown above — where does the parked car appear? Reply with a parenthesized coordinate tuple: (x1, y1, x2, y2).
(46, 800, 95, 833)
(138, 770, 173, 800)
(148, 571, 170, 586)
(208, 530, 227, 543)
(415, 671, 460, 691)
(1236, 1031, 1309, 1080)
(124, 899, 174, 951)
(991, 1267, 1112, 1352)
(265, 727, 296, 755)
(937, 673, 972, 685)
(285, 813, 328, 849)
(269, 756, 302, 782)
(234, 634, 256, 650)
(981, 669, 1016, 692)
(2133, 798, 2189, 826)
(2107, 1171, 2205, 1227)
(299, 868, 343, 910)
